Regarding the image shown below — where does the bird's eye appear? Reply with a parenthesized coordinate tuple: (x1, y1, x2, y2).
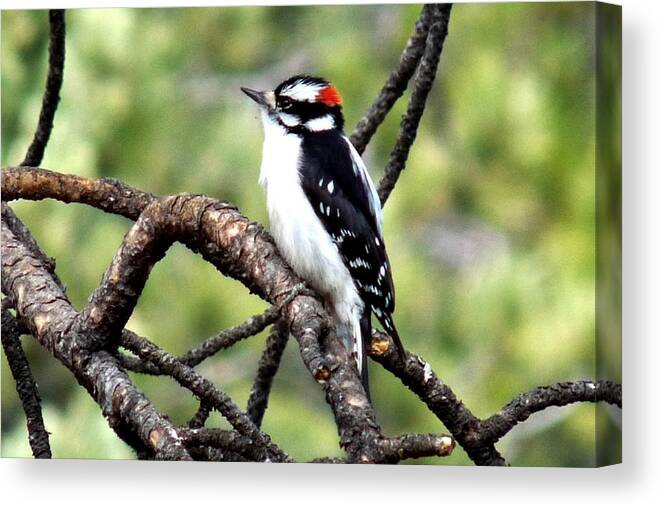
(279, 98, 293, 110)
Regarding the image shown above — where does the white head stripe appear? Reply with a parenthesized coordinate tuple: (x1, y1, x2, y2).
(280, 81, 325, 102)
(305, 114, 335, 132)
(278, 112, 300, 127)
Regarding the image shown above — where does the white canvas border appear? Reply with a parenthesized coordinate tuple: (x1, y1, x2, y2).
(2, 0, 659, 505)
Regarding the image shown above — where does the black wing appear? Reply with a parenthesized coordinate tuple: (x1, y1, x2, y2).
(299, 130, 397, 332)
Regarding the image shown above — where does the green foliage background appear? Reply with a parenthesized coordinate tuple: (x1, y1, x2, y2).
(2, 3, 605, 466)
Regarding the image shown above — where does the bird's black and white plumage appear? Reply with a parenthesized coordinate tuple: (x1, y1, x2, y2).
(242, 75, 405, 394)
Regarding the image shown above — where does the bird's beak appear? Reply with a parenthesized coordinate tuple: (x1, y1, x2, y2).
(241, 87, 276, 110)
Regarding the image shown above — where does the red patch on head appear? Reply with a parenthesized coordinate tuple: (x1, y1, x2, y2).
(317, 85, 343, 107)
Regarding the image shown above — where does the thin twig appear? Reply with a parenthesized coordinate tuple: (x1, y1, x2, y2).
(246, 319, 290, 427)
(378, 4, 452, 204)
(478, 380, 622, 443)
(21, 10, 66, 167)
(119, 329, 292, 463)
(180, 307, 281, 366)
(349, 4, 438, 154)
(1, 307, 52, 459)
(180, 286, 304, 368)
(119, 296, 297, 375)
(187, 401, 212, 429)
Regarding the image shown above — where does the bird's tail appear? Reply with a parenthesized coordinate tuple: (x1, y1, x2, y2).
(358, 309, 372, 402)
(381, 314, 407, 363)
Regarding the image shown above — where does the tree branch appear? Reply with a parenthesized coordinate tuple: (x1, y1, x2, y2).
(179, 285, 304, 368)
(119, 329, 292, 463)
(179, 427, 279, 462)
(246, 319, 290, 427)
(368, 330, 506, 465)
(1, 307, 52, 459)
(2, 167, 155, 220)
(2, 165, 621, 465)
(111, 285, 305, 376)
(349, 4, 440, 154)
(1, 207, 192, 460)
(368, 331, 622, 465)
(187, 400, 212, 429)
(117, 298, 287, 374)
(380, 432, 454, 461)
(377, 4, 452, 204)
(477, 380, 622, 443)
(21, 10, 66, 167)
(2, 168, 384, 461)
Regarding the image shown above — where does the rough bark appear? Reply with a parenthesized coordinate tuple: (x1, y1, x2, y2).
(1, 210, 191, 460)
(1, 307, 52, 459)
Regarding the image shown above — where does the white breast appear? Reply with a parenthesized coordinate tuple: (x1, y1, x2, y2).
(258, 114, 364, 361)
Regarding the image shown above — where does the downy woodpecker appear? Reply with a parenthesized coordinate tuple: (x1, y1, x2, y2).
(242, 75, 405, 395)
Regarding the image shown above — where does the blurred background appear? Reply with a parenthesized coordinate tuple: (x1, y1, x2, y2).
(2, 3, 614, 466)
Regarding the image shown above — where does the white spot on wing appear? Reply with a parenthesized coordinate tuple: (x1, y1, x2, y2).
(327, 180, 334, 194)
